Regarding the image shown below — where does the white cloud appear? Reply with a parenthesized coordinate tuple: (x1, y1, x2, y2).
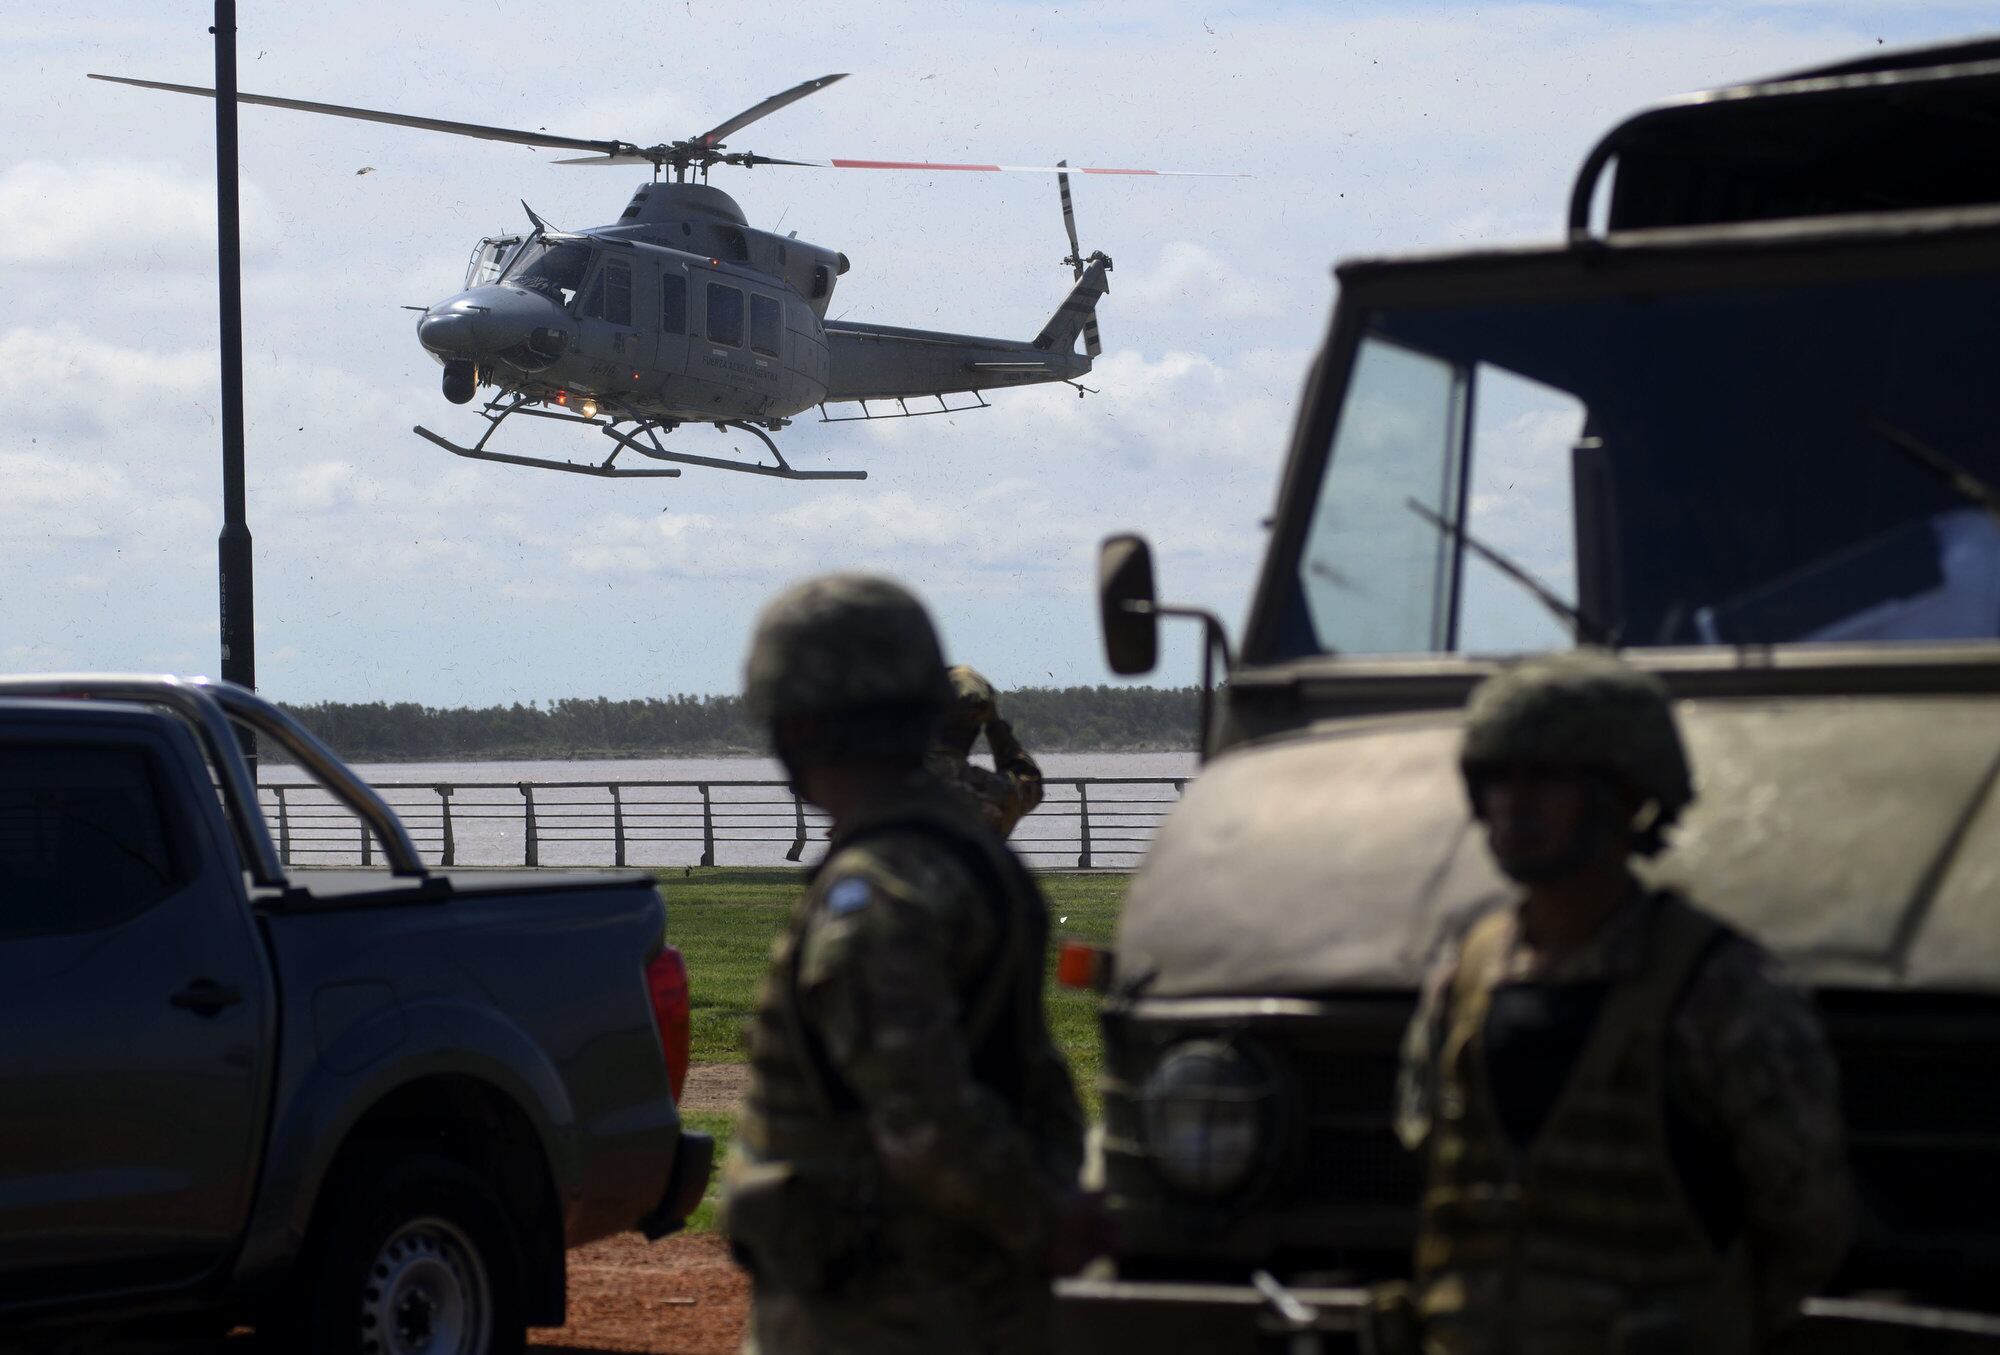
(0, 160, 279, 266)
(0, 1, 1978, 701)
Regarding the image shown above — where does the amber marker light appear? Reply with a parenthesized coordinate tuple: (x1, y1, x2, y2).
(1058, 939, 1112, 993)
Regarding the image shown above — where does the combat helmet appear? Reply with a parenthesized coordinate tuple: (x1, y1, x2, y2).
(1459, 649, 1695, 849)
(743, 573, 951, 729)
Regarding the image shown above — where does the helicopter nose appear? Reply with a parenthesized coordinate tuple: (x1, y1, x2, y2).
(417, 288, 574, 365)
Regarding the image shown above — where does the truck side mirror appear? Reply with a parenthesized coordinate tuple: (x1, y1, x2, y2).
(1099, 533, 1159, 675)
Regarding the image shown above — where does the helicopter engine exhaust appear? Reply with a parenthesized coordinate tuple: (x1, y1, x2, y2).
(442, 360, 477, 405)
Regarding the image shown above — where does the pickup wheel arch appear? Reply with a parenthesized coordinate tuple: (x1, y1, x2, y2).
(312, 1072, 566, 1327)
(239, 1011, 580, 1331)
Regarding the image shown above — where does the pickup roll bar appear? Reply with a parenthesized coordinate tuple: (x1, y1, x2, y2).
(0, 674, 429, 882)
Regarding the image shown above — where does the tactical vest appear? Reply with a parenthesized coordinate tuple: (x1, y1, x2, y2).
(1415, 894, 1756, 1355)
(736, 787, 1048, 1167)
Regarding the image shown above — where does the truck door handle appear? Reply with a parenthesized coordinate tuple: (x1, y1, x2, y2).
(170, 980, 245, 1016)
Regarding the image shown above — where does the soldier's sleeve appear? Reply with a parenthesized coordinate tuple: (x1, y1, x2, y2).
(1394, 931, 1462, 1153)
(796, 842, 1064, 1263)
(1673, 938, 1854, 1333)
(984, 718, 1045, 820)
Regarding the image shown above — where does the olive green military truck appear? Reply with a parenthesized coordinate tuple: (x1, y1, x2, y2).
(1059, 37, 2000, 1355)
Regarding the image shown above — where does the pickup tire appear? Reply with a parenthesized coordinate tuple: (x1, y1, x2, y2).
(272, 1151, 528, 1355)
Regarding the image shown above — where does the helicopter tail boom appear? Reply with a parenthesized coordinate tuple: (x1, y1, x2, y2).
(822, 252, 1111, 403)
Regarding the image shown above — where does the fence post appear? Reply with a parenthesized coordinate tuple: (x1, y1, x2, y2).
(611, 784, 626, 869)
(699, 783, 715, 867)
(437, 786, 455, 867)
(519, 783, 539, 867)
(786, 788, 807, 863)
(1077, 780, 1093, 870)
(273, 785, 291, 866)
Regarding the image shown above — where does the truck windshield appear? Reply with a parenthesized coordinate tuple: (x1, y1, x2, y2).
(1277, 264, 2000, 658)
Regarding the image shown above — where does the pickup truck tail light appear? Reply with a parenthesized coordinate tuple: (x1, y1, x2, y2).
(646, 945, 691, 1103)
(1058, 939, 1114, 993)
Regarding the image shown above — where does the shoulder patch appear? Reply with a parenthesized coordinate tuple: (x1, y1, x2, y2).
(824, 876, 874, 916)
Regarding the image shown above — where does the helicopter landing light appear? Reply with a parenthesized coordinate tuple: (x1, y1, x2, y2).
(580, 398, 600, 419)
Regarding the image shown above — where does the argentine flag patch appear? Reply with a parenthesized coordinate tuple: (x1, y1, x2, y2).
(826, 877, 873, 915)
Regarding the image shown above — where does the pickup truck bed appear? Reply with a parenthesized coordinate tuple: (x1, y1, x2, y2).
(0, 676, 710, 1352)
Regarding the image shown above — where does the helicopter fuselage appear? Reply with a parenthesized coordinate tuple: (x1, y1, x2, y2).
(417, 183, 845, 424)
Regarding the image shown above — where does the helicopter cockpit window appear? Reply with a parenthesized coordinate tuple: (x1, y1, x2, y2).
(661, 273, 688, 335)
(750, 295, 781, 358)
(465, 235, 522, 289)
(581, 258, 633, 326)
(504, 240, 591, 308)
(707, 283, 744, 348)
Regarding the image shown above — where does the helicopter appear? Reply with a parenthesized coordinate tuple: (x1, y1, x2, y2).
(90, 71, 1223, 482)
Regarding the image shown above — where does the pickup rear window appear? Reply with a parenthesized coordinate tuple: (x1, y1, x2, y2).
(0, 745, 187, 938)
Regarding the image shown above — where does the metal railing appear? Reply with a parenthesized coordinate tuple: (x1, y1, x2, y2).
(256, 776, 1186, 870)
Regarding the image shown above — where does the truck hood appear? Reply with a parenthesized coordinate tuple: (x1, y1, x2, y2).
(1118, 694, 2000, 997)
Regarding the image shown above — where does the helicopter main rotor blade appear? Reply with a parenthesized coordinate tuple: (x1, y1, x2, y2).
(810, 158, 1241, 176)
(88, 73, 623, 156)
(553, 153, 822, 168)
(697, 73, 847, 148)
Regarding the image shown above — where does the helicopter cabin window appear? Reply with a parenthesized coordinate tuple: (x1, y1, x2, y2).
(707, 283, 744, 348)
(581, 258, 633, 326)
(504, 240, 591, 309)
(750, 294, 781, 358)
(661, 272, 688, 335)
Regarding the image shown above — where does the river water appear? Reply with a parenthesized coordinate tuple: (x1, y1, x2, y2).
(263, 750, 1197, 870)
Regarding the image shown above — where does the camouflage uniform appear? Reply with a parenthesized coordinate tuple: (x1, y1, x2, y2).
(722, 576, 1086, 1355)
(927, 665, 1045, 838)
(1397, 891, 1853, 1341)
(1395, 651, 1852, 1351)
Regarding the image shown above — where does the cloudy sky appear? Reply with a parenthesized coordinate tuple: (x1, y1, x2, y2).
(3, 1, 1989, 703)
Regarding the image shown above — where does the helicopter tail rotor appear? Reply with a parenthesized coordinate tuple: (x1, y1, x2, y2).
(1057, 161, 1103, 359)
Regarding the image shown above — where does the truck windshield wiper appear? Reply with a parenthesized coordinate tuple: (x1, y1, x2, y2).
(1864, 415, 2000, 526)
(1405, 497, 1611, 646)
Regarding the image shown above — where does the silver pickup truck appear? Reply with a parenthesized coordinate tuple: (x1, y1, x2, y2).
(0, 674, 712, 1354)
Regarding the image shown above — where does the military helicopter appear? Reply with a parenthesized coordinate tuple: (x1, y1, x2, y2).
(91, 72, 1222, 482)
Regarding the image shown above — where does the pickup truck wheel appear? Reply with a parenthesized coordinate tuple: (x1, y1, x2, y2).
(281, 1152, 527, 1355)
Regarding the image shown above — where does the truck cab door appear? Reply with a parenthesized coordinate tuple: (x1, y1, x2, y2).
(575, 252, 646, 397)
(0, 715, 271, 1306)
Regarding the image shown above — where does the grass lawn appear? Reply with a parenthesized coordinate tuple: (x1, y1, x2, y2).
(658, 865, 1126, 1092)
(660, 865, 1127, 1232)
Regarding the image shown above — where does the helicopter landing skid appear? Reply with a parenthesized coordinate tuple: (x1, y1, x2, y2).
(605, 420, 867, 482)
(414, 398, 865, 482)
(414, 400, 681, 478)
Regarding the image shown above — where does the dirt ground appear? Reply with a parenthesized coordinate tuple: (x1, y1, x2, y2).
(679, 1062, 749, 1115)
(532, 1231, 748, 1355)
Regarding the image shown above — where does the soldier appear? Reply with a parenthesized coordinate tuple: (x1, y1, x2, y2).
(720, 574, 1104, 1355)
(927, 664, 1045, 837)
(1394, 650, 1852, 1355)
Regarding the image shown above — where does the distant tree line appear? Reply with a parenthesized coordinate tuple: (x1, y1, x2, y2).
(270, 685, 1200, 762)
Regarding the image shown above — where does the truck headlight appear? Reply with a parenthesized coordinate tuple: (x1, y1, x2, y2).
(1140, 1039, 1275, 1196)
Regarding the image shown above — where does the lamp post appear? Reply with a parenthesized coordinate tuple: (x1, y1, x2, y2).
(212, 0, 256, 766)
